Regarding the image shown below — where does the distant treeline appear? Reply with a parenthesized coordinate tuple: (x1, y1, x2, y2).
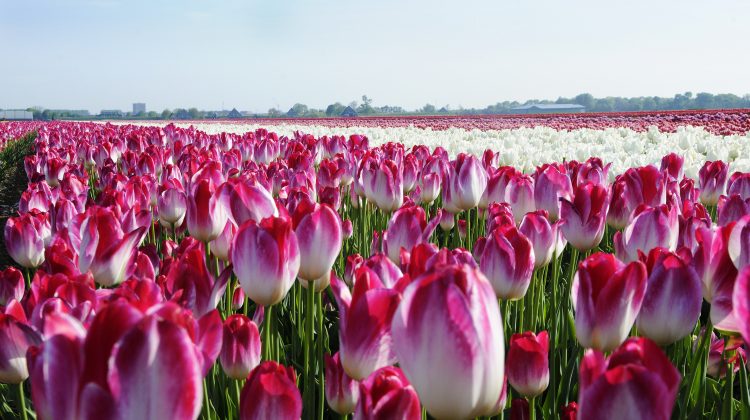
(15, 91, 750, 120)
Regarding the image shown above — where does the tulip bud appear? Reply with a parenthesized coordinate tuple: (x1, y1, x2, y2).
(572, 252, 647, 351)
(614, 204, 678, 263)
(220, 315, 261, 380)
(232, 286, 245, 311)
(479, 226, 535, 300)
(186, 179, 227, 242)
(0, 314, 42, 383)
(505, 175, 535, 225)
(519, 210, 558, 268)
(4, 211, 49, 268)
(325, 352, 360, 415)
(240, 361, 302, 419)
(292, 201, 342, 282)
(699, 160, 728, 206)
(355, 366, 421, 420)
(507, 331, 549, 397)
(559, 182, 609, 251)
(534, 165, 573, 221)
(0, 267, 24, 307)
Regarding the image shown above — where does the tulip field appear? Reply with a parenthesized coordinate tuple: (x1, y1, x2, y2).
(0, 112, 749, 419)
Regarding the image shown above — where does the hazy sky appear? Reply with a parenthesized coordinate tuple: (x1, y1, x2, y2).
(2, 0, 749, 113)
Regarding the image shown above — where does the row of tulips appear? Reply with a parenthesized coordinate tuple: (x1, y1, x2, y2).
(0, 120, 749, 419)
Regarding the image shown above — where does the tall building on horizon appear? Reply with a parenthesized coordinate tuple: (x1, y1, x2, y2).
(133, 103, 146, 114)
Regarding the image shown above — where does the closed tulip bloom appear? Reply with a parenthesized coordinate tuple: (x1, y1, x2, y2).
(578, 337, 680, 420)
(717, 194, 750, 226)
(506, 331, 549, 397)
(292, 201, 342, 282)
(4, 211, 50, 268)
(660, 153, 684, 180)
(383, 204, 440, 264)
(330, 272, 400, 380)
(505, 175, 536, 224)
(186, 178, 228, 242)
(534, 164, 573, 221)
(729, 214, 750, 271)
(479, 225, 535, 300)
(695, 224, 741, 332)
(0, 314, 42, 383)
(572, 253, 647, 351)
(519, 210, 559, 268)
(448, 153, 488, 211)
(219, 179, 278, 226)
(559, 182, 609, 251)
(699, 160, 729, 206)
(157, 184, 187, 226)
(636, 248, 702, 346)
(232, 216, 300, 306)
(419, 172, 441, 204)
(614, 204, 678, 263)
(366, 160, 404, 212)
(210, 220, 237, 262)
(733, 267, 750, 345)
(220, 315, 261, 380)
(239, 361, 302, 420)
(354, 366, 421, 420)
(325, 352, 360, 415)
(0, 267, 24, 307)
(728, 172, 750, 199)
(391, 264, 504, 419)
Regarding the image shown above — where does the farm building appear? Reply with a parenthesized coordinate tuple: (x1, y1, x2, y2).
(227, 108, 243, 119)
(340, 106, 358, 117)
(511, 104, 585, 114)
(0, 110, 33, 120)
(99, 110, 123, 118)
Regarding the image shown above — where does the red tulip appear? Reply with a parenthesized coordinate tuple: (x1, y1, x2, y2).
(391, 264, 505, 418)
(478, 225, 535, 300)
(292, 201, 342, 282)
(698, 160, 728, 206)
(232, 216, 300, 306)
(325, 352, 360, 415)
(239, 361, 302, 420)
(578, 337, 680, 419)
(354, 366, 421, 420)
(560, 401, 578, 420)
(220, 314, 261, 380)
(572, 253, 647, 351)
(559, 182, 609, 251)
(636, 248, 702, 345)
(660, 153, 684, 180)
(510, 398, 529, 420)
(507, 331, 549, 397)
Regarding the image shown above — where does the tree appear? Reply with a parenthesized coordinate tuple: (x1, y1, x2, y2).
(421, 104, 436, 114)
(325, 102, 345, 117)
(574, 93, 595, 110)
(161, 109, 172, 119)
(188, 108, 201, 119)
(267, 108, 282, 117)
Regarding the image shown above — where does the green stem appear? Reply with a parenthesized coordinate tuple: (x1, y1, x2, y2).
(18, 382, 28, 420)
(264, 305, 274, 361)
(529, 396, 536, 420)
(304, 281, 316, 416)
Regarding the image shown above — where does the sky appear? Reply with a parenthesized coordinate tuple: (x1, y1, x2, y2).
(2, 0, 750, 113)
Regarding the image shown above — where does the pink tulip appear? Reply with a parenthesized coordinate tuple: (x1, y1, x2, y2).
(232, 216, 300, 306)
(325, 352, 360, 415)
(660, 153, 684, 180)
(163, 245, 231, 317)
(447, 153, 488, 211)
(478, 225, 535, 300)
(613, 204, 678, 263)
(391, 264, 504, 418)
(219, 179, 278, 226)
(534, 164, 573, 221)
(728, 172, 750, 199)
(0, 314, 42, 383)
(505, 175, 535, 224)
(291, 201, 342, 282)
(220, 314, 261, 380)
(239, 361, 302, 420)
(519, 210, 560, 268)
(578, 337, 680, 419)
(186, 178, 228, 242)
(694, 224, 742, 332)
(78, 207, 147, 287)
(506, 331, 549, 397)
(0, 267, 24, 307)
(729, 214, 750, 271)
(699, 160, 728, 206)
(636, 248, 702, 345)
(559, 182, 609, 251)
(734, 267, 750, 345)
(210, 220, 236, 261)
(718, 194, 750, 226)
(4, 210, 50, 268)
(330, 272, 400, 380)
(418, 171, 441, 204)
(572, 252, 647, 351)
(383, 204, 440, 264)
(607, 166, 667, 229)
(157, 183, 187, 227)
(354, 366, 421, 420)
(363, 159, 404, 212)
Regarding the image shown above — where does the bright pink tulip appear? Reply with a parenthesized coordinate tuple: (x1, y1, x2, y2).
(157, 183, 187, 227)
(572, 253, 647, 351)
(447, 153, 488, 211)
(232, 216, 300, 306)
(0, 267, 24, 307)
(478, 225, 535, 300)
(636, 248, 702, 345)
(660, 153, 684, 180)
(330, 272, 400, 380)
(559, 182, 609, 251)
(391, 264, 504, 418)
(534, 164, 573, 221)
(728, 172, 750, 199)
(729, 214, 750, 271)
(364, 159, 404, 212)
(733, 267, 750, 345)
(354, 366, 421, 420)
(210, 220, 236, 261)
(219, 179, 278, 226)
(4, 210, 50, 268)
(718, 194, 750, 226)
(418, 171, 441, 204)
(220, 314, 261, 380)
(291, 201, 342, 282)
(695, 224, 741, 332)
(614, 204, 678, 263)
(325, 352, 360, 415)
(383, 204, 440, 264)
(164, 245, 231, 317)
(0, 314, 42, 383)
(78, 207, 147, 287)
(239, 361, 302, 420)
(699, 160, 729, 206)
(607, 166, 667, 230)
(505, 175, 536, 224)
(578, 337, 680, 419)
(519, 210, 560, 268)
(186, 178, 228, 242)
(507, 331, 549, 397)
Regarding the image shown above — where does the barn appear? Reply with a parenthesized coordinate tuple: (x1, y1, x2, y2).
(511, 104, 585, 114)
